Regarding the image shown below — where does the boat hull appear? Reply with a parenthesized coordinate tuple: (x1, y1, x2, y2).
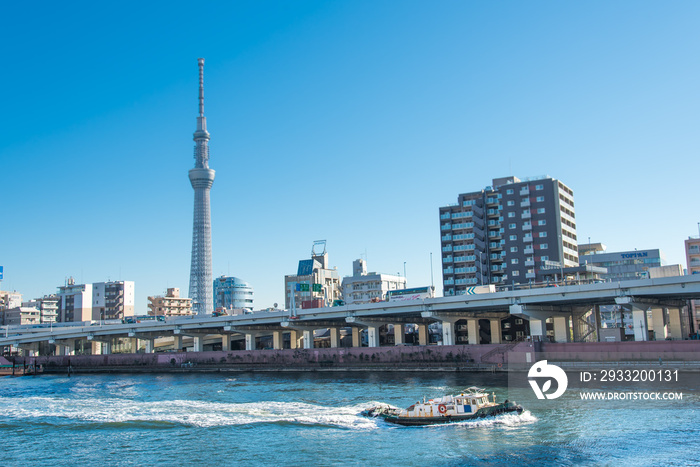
(378, 402, 523, 426)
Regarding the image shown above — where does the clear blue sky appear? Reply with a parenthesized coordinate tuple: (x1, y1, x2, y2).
(1, 1, 699, 313)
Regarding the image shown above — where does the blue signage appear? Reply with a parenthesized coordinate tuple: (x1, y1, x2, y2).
(620, 252, 648, 259)
(0, 265, 3, 280)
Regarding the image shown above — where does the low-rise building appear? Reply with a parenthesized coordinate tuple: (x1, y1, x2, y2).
(1, 306, 41, 326)
(341, 259, 406, 305)
(22, 295, 59, 323)
(0, 291, 22, 310)
(213, 276, 254, 312)
(284, 241, 341, 310)
(148, 288, 193, 317)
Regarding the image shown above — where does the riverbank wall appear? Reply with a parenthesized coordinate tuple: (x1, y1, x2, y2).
(12, 340, 700, 373)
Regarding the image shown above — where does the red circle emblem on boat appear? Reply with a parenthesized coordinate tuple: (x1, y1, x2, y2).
(438, 404, 447, 414)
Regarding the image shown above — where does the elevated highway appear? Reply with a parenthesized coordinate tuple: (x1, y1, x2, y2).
(3, 275, 700, 355)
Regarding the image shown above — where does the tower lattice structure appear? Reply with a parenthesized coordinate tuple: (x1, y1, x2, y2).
(188, 58, 215, 315)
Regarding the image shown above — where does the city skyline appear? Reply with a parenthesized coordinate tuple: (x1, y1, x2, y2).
(1, 1, 699, 313)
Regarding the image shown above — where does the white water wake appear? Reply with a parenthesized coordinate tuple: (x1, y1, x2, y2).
(1, 396, 379, 430)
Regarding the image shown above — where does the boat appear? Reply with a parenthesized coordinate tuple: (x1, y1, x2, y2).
(362, 387, 523, 426)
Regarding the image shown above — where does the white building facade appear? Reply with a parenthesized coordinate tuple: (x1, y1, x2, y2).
(341, 259, 406, 305)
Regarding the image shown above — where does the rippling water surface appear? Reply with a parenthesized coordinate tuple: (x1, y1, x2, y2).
(2, 371, 699, 466)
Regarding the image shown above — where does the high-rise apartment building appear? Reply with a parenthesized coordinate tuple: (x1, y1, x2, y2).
(213, 276, 254, 311)
(92, 281, 135, 320)
(440, 176, 578, 295)
(57, 278, 93, 322)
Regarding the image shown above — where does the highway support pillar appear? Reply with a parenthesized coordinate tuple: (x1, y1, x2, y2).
(329, 328, 341, 348)
(172, 335, 182, 352)
(466, 319, 479, 345)
(351, 327, 361, 348)
(345, 317, 386, 348)
(650, 308, 668, 341)
(289, 330, 299, 349)
(616, 297, 649, 342)
(553, 316, 571, 343)
(245, 333, 258, 351)
(393, 324, 405, 346)
(668, 307, 683, 340)
(273, 331, 284, 350)
(510, 304, 549, 341)
(489, 319, 502, 344)
(221, 334, 232, 351)
(142, 339, 155, 354)
(303, 330, 314, 349)
(192, 336, 204, 352)
(418, 324, 429, 346)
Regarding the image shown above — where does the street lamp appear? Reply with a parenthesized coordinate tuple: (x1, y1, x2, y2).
(403, 262, 407, 288)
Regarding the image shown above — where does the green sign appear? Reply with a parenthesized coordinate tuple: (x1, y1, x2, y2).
(312, 283, 322, 292)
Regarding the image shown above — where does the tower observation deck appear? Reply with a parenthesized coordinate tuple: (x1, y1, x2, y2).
(189, 58, 215, 315)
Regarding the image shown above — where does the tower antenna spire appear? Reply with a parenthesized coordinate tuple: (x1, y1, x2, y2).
(198, 58, 205, 117)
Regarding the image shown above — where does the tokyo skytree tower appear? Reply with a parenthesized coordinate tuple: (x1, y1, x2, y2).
(188, 58, 215, 315)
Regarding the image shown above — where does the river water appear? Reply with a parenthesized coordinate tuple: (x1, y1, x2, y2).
(2, 371, 699, 466)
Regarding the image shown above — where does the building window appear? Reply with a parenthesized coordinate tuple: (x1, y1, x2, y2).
(508, 223, 516, 229)
(511, 258, 519, 264)
(509, 235, 517, 241)
(537, 208, 546, 214)
(540, 232, 547, 238)
(512, 271, 520, 276)
(536, 196, 544, 202)
(507, 200, 515, 206)
(510, 246, 518, 252)
(540, 243, 548, 249)
(508, 212, 515, 218)
(535, 184, 544, 190)
(541, 256, 549, 261)
(507, 189, 514, 194)
(538, 220, 546, 226)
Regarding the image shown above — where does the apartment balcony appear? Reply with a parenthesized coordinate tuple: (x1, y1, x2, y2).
(440, 212, 451, 220)
(526, 272, 536, 279)
(441, 224, 451, 231)
(442, 245, 452, 252)
(525, 260, 535, 267)
(522, 224, 532, 231)
(488, 231, 502, 240)
(486, 197, 499, 206)
(524, 246, 534, 254)
(489, 242, 503, 251)
(444, 279, 455, 285)
(521, 200, 531, 207)
(487, 208, 501, 218)
(521, 212, 531, 219)
(443, 267, 454, 274)
(523, 235, 534, 243)
(487, 220, 499, 227)
(520, 188, 530, 196)
(442, 256, 453, 263)
(490, 254, 503, 262)
(441, 234, 452, 242)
